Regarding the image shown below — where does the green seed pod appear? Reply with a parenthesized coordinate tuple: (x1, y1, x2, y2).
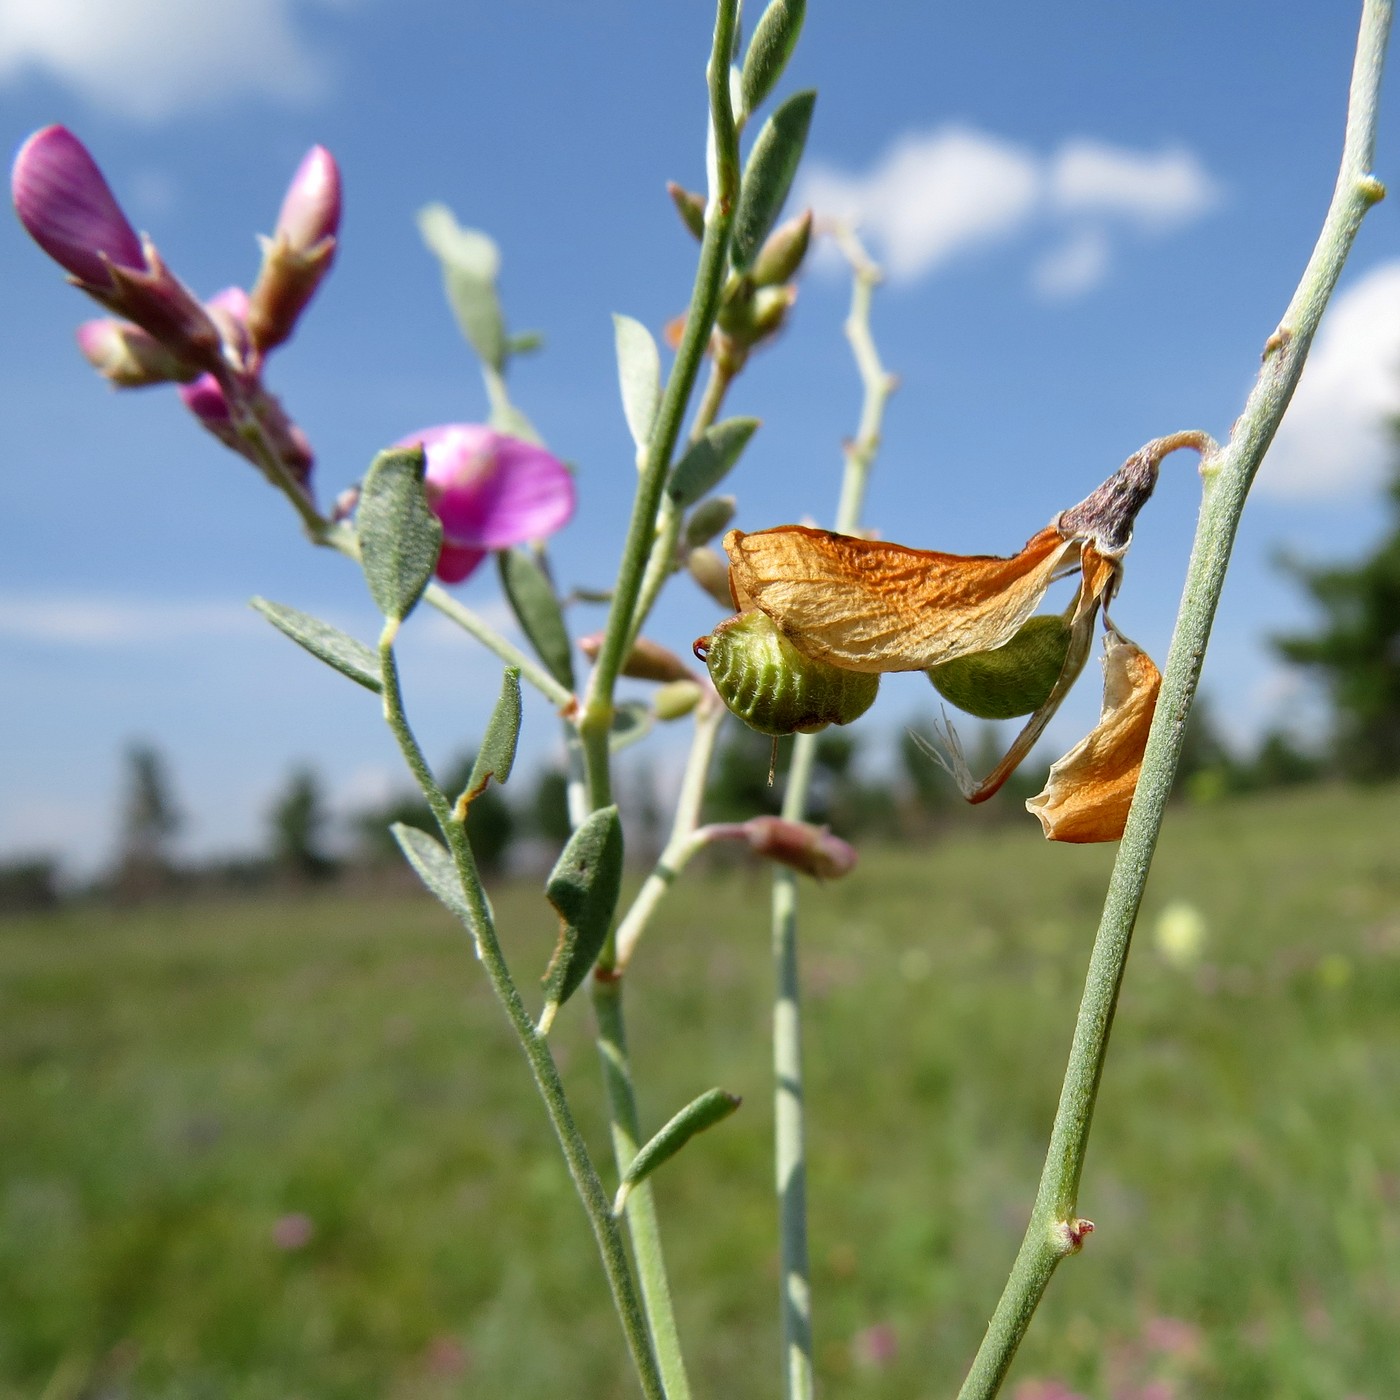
(683, 494, 738, 549)
(926, 613, 1073, 720)
(696, 610, 879, 736)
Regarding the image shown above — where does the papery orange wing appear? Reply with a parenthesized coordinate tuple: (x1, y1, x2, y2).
(723, 524, 1078, 672)
(1025, 632, 1162, 843)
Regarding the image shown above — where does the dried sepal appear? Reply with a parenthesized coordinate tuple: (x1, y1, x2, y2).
(723, 524, 1079, 673)
(1026, 631, 1162, 843)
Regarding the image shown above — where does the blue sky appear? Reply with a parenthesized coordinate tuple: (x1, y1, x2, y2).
(2, 1, 1397, 875)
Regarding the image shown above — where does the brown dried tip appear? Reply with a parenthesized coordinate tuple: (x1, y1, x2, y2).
(741, 816, 857, 880)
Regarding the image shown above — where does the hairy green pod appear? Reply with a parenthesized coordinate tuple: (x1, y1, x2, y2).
(696, 610, 879, 736)
(926, 613, 1073, 720)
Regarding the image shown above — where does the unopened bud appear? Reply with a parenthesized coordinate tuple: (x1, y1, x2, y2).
(740, 816, 857, 880)
(684, 495, 738, 549)
(666, 181, 706, 241)
(927, 613, 1073, 720)
(696, 609, 879, 736)
(247, 145, 341, 353)
(749, 284, 797, 339)
(76, 318, 198, 386)
(578, 632, 695, 683)
(687, 546, 736, 608)
(653, 679, 703, 720)
(750, 209, 812, 287)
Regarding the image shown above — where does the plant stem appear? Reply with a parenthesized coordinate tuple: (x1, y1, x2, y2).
(375, 627, 665, 1399)
(771, 228, 896, 1400)
(958, 5, 1392, 1393)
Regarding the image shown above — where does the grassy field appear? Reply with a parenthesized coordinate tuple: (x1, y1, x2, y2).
(2, 784, 1399, 1399)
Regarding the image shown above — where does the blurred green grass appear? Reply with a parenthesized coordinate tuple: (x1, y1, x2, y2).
(3, 784, 1399, 1399)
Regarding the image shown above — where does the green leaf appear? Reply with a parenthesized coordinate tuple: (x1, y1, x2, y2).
(508, 330, 545, 356)
(460, 668, 523, 806)
(250, 598, 381, 693)
(357, 447, 442, 623)
(498, 549, 576, 690)
(740, 0, 806, 118)
(541, 806, 624, 1012)
(610, 701, 654, 754)
(730, 89, 816, 273)
(418, 203, 507, 372)
(613, 314, 662, 453)
(667, 417, 760, 507)
(616, 1088, 742, 1210)
(391, 823, 473, 928)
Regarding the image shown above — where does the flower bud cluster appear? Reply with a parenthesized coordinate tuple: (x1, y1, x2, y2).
(11, 126, 341, 509)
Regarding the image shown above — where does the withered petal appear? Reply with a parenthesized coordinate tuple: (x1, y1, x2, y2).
(723, 525, 1079, 673)
(1025, 632, 1162, 843)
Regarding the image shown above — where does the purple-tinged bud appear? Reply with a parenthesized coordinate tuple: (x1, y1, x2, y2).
(204, 286, 252, 368)
(77, 318, 199, 387)
(179, 374, 315, 500)
(578, 631, 697, 683)
(740, 816, 858, 880)
(247, 145, 342, 354)
(12, 126, 144, 286)
(180, 373, 235, 431)
(12, 126, 222, 372)
(275, 146, 341, 253)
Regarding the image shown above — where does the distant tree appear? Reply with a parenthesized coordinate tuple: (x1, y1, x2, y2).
(529, 766, 574, 846)
(1276, 443, 1400, 780)
(1237, 729, 1325, 791)
(113, 742, 182, 897)
(355, 753, 516, 877)
(1172, 693, 1241, 803)
(0, 856, 61, 914)
(268, 766, 336, 882)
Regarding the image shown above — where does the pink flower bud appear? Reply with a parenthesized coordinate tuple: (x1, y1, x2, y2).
(246, 146, 341, 354)
(395, 424, 575, 584)
(76, 318, 198, 387)
(11, 126, 221, 372)
(179, 373, 233, 428)
(275, 146, 341, 254)
(11, 126, 144, 286)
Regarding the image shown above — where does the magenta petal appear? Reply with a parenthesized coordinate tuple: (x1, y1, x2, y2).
(11, 126, 145, 284)
(435, 542, 488, 583)
(179, 373, 231, 426)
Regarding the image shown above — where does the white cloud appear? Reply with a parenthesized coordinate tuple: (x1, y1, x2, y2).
(801, 127, 1041, 282)
(1032, 227, 1110, 300)
(0, 593, 263, 645)
(1049, 141, 1222, 229)
(0, 0, 349, 121)
(1257, 260, 1400, 499)
(797, 124, 1221, 296)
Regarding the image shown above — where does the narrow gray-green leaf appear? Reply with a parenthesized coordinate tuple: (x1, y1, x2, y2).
(739, 0, 806, 118)
(461, 668, 522, 805)
(392, 822, 473, 928)
(617, 1089, 742, 1210)
(508, 330, 545, 356)
(541, 806, 624, 1012)
(667, 417, 760, 507)
(250, 597, 381, 693)
(610, 701, 654, 754)
(498, 549, 575, 690)
(417, 203, 507, 372)
(357, 447, 442, 623)
(613, 314, 662, 453)
(730, 89, 816, 272)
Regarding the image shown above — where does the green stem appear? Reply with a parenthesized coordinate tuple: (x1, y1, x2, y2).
(771, 228, 896, 1400)
(958, 5, 1392, 1393)
(375, 627, 664, 1399)
(580, 0, 740, 749)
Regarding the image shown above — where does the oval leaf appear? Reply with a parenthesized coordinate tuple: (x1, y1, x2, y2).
(461, 668, 523, 807)
(730, 89, 816, 272)
(667, 417, 760, 507)
(498, 548, 576, 690)
(615, 1088, 742, 1214)
(541, 806, 624, 1014)
(613, 314, 662, 453)
(251, 597, 381, 693)
(357, 447, 442, 623)
(740, 0, 806, 118)
(391, 822, 474, 932)
(418, 203, 507, 372)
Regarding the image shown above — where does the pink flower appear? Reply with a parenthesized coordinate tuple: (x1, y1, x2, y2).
(273, 146, 341, 255)
(395, 425, 575, 583)
(11, 125, 144, 286)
